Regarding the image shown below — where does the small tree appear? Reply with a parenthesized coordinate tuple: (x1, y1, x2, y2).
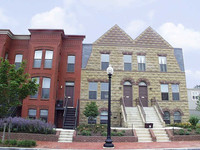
(83, 102, 99, 124)
(0, 58, 39, 118)
(189, 116, 199, 127)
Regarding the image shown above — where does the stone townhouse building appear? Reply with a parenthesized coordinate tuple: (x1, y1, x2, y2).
(0, 29, 85, 129)
(80, 25, 189, 127)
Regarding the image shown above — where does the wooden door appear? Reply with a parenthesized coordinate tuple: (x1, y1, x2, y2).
(139, 86, 148, 107)
(65, 82, 74, 107)
(123, 85, 133, 107)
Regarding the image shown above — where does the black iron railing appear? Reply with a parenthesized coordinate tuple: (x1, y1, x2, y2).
(62, 97, 69, 126)
(74, 99, 80, 129)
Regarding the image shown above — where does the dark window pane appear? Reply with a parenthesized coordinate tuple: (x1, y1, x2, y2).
(160, 64, 167, 72)
(101, 62, 109, 70)
(138, 63, 146, 71)
(173, 93, 179, 100)
(100, 120, 108, 124)
(44, 60, 52, 68)
(30, 92, 38, 99)
(88, 117, 96, 124)
(124, 63, 131, 71)
(15, 63, 21, 69)
(67, 64, 75, 72)
(42, 88, 50, 99)
(89, 91, 97, 99)
(101, 91, 108, 99)
(34, 60, 41, 68)
(174, 120, 181, 123)
(162, 93, 168, 100)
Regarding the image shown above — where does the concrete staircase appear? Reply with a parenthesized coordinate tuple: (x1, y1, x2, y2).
(126, 107, 144, 128)
(144, 107, 163, 128)
(135, 128, 152, 142)
(153, 128, 170, 142)
(58, 129, 74, 143)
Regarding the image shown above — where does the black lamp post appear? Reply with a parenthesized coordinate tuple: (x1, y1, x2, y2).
(103, 65, 114, 148)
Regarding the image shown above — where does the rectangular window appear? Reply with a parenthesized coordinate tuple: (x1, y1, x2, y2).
(40, 109, 48, 122)
(100, 111, 108, 124)
(30, 77, 40, 99)
(161, 84, 169, 100)
(5, 53, 8, 60)
(28, 109, 36, 119)
(124, 55, 132, 71)
(172, 84, 180, 100)
(159, 56, 167, 72)
(89, 82, 97, 99)
(101, 83, 108, 99)
(34, 50, 42, 68)
(42, 77, 51, 99)
(15, 54, 23, 69)
(44, 50, 53, 68)
(101, 54, 109, 70)
(67, 56, 75, 72)
(137, 56, 146, 71)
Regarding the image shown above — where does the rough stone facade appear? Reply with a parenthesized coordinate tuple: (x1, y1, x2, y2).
(79, 25, 189, 126)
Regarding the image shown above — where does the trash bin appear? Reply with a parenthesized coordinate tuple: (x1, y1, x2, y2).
(145, 123, 153, 128)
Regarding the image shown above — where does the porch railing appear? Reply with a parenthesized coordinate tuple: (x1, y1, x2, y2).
(62, 97, 69, 126)
(151, 98, 164, 118)
(137, 98, 146, 122)
(120, 97, 127, 122)
(74, 99, 80, 129)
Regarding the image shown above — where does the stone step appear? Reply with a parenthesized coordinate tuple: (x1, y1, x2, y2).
(59, 137, 73, 141)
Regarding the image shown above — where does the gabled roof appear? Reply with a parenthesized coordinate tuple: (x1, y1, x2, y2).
(134, 27, 173, 49)
(93, 24, 134, 46)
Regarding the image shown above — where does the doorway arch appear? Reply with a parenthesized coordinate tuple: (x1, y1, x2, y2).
(138, 81, 148, 107)
(123, 81, 133, 107)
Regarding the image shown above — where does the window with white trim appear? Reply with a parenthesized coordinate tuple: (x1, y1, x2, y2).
(172, 84, 179, 100)
(40, 109, 48, 122)
(28, 109, 36, 119)
(30, 77, 40, 98)
(100, 111, 108, 124)
(101, 54, 109, 70)
(67, 56, 75, 72)
(174, 111, 181, 123)
(44, 50, 53, 68)
(137, 56, 146, 71)
(15, 54, 23, 69)
(89, 82, 97, 99)
(124, 55, 132, 71)
(159, 56, 167, 72)
(101, 83, 108, 100)
(34, 50, 42, 68)
(161, 84, 169, 100)
(42, 77, 51, 99)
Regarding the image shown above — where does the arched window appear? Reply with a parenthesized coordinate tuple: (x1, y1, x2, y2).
(123, 81, 132, 86)
(139, 82, 147, 86)
(100, 111, 108, 124)
(174, 111, 181, 123)
(163, 111, 170, 124)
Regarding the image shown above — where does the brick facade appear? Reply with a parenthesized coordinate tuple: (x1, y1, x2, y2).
(0, 29, 85, 126)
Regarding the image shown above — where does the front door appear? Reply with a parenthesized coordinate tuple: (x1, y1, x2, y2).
(65, 82, 74, 107)
(139, 82, 148, 107)
(123, 81, 133, 107)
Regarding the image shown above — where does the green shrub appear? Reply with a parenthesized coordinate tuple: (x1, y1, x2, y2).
(122, 130, 126, 133)
(0, 140, 2, 144)
(187, 128, 192, 132)
(185, 131, 190, 135)
(196, 128, 200, 134)
(116, 132, 124, 136)
(17, 140, 36, 147)
(101, 132, 107, 136)
(81, 130, 91, 136)
(9, 139, 17, 146)
(189, 116, 199, 127)
(178, 129, 185, 135)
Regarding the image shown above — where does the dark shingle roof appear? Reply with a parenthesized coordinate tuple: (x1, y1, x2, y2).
(82, 44, 92, 68)
(174, 48, 185, 72)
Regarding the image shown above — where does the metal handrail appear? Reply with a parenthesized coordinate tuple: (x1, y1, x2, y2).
(151, 98, 164, 117)
(121, 98, 127, 121)
(74, 99, 80, 129)
(138, 98, 146, 122)
(63, 98, 69, 126)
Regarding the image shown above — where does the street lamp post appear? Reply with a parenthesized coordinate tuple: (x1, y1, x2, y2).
(104, 65, 114, 148)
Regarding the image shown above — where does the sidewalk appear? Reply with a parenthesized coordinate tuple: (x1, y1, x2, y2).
(36, 141, 200, 149)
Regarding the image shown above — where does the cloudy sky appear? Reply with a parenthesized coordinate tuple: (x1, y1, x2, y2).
(1, 0, 200, 88)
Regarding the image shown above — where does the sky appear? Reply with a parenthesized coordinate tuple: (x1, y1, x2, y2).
(0, 0, 200, 88)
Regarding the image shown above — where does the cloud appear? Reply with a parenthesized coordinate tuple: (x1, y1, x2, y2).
(186, 70, 200, 88)
(30, 6, 84, 34)
(0, 9, 8, 24)
(125, 20, 147, 38)
(78, 0, 156, 10)
(158, 23, 200, 51)
(147, 10, 155, 20)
